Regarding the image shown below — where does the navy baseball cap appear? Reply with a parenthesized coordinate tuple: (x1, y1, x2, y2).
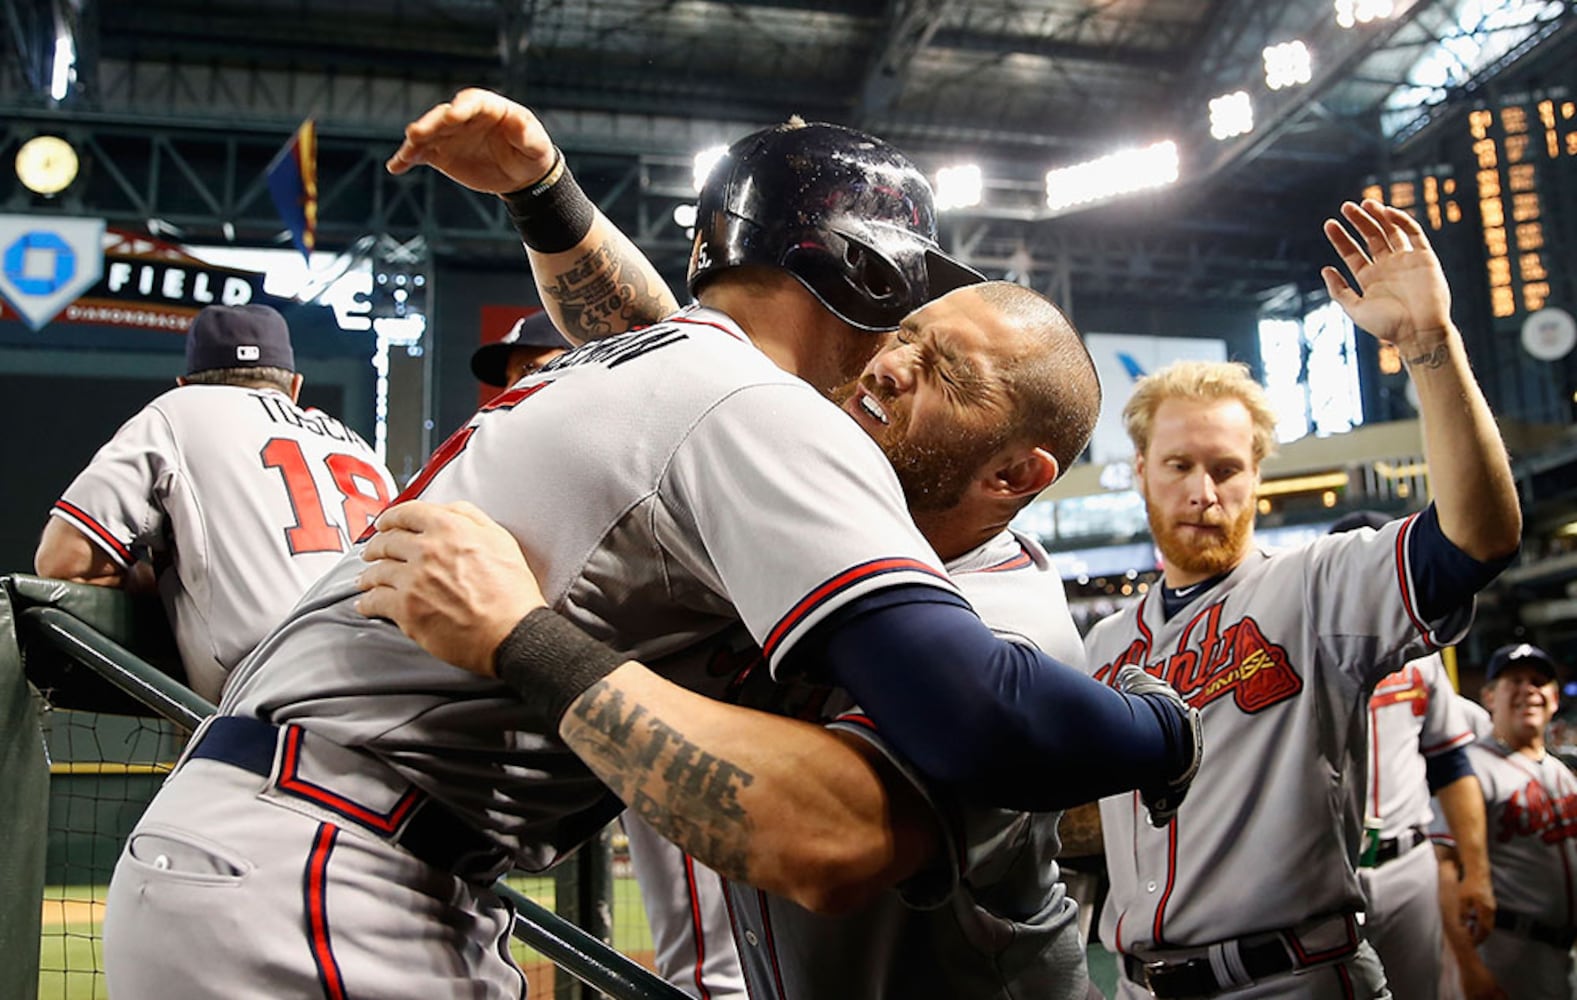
(470, 311, 571, 387)
(1485, 643, 1561, 683)
(185, 304, 295, 375)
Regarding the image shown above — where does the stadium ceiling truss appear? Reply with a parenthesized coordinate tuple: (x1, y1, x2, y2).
(1, 0, 1572, 306)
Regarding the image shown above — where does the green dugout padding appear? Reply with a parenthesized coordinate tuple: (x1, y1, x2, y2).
(0, 574, 184, 1000)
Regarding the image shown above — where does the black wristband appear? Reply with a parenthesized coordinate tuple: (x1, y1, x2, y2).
(501, 150, 597, 254)
(495, 607, 625, 727)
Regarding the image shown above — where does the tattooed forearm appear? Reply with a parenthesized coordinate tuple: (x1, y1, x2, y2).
(542, 239, 673, 340)
(562, 679, 758, 883)
(1403, 342, 1449, 369)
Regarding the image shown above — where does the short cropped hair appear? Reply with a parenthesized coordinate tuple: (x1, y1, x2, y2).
(1122, 360, 1279, 464)
(183, 365, 296, 395)
(972, 281, 1100, 479)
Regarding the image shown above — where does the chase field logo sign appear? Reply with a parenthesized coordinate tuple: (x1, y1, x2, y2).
(0, 215, 106, 330)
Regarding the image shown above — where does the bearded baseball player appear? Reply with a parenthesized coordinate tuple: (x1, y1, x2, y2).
(1435, 643, 1577, 1000)
(102, 90, 1196, 998)
(421, 264, 1109, 997)
(35, 304, 395, 702)
(1328, 513, 1495, 1000)
(1082, 200, 1521, 998)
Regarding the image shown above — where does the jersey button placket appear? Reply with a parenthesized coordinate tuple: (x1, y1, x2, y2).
(744, 930, 759, 946)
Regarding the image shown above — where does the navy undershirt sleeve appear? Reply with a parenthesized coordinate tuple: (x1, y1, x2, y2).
(1425, 745, 1475, 794)
(781, 585, 1186, 812)
(1407, 504, 1517, 622)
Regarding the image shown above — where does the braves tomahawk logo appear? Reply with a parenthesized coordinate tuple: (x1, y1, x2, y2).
(1095, 603, 1303, 713)
(1497, 779, 1577, 845)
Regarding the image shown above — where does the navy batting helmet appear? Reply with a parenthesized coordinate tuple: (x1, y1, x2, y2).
(687, 121, 984, 332)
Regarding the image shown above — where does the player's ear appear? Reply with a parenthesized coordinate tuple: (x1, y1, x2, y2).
(175, 376, 188, 387)
(987, 446, 1057, 500)
(288, 372, 305, 403)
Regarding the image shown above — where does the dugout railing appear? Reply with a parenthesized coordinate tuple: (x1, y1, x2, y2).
(0, 573, 685, 1000)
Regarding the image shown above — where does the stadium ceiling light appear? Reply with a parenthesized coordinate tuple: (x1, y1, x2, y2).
(1264, 40, 1313, 90)
(1044, 140, 1179, 213)
(1209, 91, 1254, 140)
(50, 29, 75, 101)
(1335, 0, 1394, 28)
(692, 145, 728, 193)
(14, 134, 79, 195)
(934, 163, 983, 212)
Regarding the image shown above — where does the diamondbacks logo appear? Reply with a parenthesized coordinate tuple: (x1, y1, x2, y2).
(1096, 604, 1302, 713)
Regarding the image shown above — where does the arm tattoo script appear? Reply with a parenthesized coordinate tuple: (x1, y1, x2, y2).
(1404, 342, 1449, 369)
(543, 239, 673, 341)
(562, 679, 756, 883)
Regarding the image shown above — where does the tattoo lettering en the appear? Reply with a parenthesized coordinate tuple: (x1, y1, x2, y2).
(562, 679, 756, 882)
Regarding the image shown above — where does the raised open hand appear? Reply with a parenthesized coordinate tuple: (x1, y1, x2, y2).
(386, 88, 558, 195)
(1321, 199, 1453, 359)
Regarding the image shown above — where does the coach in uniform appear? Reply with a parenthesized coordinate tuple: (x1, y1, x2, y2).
(101, 90, 1196, 998)
(35, 304, 395, 702)
(1436, 643, 1577, 1000)
(1080, 200, 1520, 996)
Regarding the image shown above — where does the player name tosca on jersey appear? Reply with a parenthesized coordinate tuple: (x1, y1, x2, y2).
(251, 392, 363, 443)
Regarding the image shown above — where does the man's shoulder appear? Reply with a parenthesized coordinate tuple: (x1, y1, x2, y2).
(1085, 599, 1143, 644)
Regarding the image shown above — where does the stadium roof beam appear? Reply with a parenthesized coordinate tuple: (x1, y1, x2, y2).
(857, 0, 955, 123)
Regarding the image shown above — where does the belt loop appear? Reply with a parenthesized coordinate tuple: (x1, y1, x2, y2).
(1207, 940, 1252, 989)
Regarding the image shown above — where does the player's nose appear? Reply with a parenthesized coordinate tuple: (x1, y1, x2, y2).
(869, 343, 918, 392)
(1186, 469, 1218, 507)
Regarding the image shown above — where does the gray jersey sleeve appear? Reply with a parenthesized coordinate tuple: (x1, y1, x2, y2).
(53, 402, 179, 567)
(1417, 655, 1475, 757)
(1305, 515, 1475, 689)
(660, 383, 956, 672)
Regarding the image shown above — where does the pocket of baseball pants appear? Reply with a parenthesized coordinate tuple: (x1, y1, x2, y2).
(123, 826, 253, 884)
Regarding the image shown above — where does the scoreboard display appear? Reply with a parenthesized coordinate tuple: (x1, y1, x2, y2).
(1465, 93, 1576, 320)
(1366, 88, 1577, 329)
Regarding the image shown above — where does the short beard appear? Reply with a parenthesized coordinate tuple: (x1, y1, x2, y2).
(886, 435, 983, 514)
(1148, 498, 1255, 578)
(845, 374, 1002, 515)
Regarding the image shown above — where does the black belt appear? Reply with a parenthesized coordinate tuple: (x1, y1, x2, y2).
(188, 715, 511, 882)
(1122, 934, 1293, 999)
(1494, 908, 1577, 950)
(1363, 824, 1429, 868)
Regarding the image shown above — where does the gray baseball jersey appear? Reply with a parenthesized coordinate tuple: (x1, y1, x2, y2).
(717, 528, 1094, 1000)
(1432, 737, 1577, 998)
(51, 384, 395, 701)
(1358, 653, 1476, 1000)
(1083, 515, 1472, 994)
(219, 306, 956, 868)
(1366, 653, 1476, 839)
(108, 306, 962, 998)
